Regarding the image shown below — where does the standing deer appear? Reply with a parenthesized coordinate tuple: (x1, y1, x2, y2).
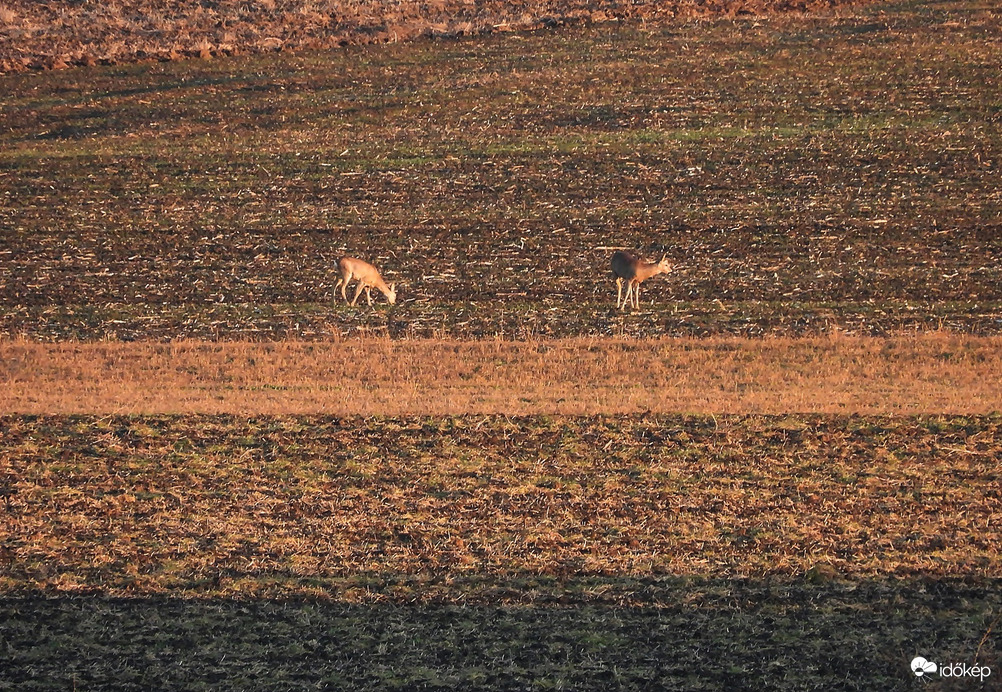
(334, 256, 397, 306)
(610, 250, 672, 310)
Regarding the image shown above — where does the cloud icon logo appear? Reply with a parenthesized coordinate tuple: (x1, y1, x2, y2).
(911, 657, 938, 677)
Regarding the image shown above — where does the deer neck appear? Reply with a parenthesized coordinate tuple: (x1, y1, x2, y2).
(636, 262, 664, 282)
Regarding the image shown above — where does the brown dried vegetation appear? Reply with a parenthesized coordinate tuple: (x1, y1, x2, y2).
(3, 334, 1002, 416)
(0, 0, 875, 74)
(3, 414, 1000, 598)
(5, 411, 1001, 689)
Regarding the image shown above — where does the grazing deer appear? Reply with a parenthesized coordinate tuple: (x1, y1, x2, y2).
(334, 257, 397, 306)
(610, 250, 672, 310)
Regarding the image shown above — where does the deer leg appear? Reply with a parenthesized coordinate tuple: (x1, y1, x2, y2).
(350, 283, 364, 306)
(366, 286, 373, 306)
(633, 282, 640, 309)
(623, 282, 634, 310)
(340, 273, 352, 302)
(616, 277, 624, 309)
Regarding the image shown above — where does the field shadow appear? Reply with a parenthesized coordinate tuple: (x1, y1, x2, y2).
(2, 576, 998, 691)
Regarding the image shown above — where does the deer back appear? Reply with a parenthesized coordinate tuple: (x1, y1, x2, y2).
(610, 251, 640, 280)
(339, 257, 380, 284)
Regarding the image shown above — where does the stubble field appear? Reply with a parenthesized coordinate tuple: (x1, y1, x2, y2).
(2, 413, 1001, 690)
(1, 1, 1001, 341)
(1, 0, 1002, 689)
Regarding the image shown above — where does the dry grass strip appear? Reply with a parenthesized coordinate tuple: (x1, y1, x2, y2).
(3, 334, 1001, 415)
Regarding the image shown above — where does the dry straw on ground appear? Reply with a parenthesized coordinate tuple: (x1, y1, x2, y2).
(0, 0, 873, 73)
(3, 334, 1001, 416)
(3, 411, 1000, 598)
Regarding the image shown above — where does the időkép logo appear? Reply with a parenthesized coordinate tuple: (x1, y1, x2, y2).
(911, 656, 992, 681)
